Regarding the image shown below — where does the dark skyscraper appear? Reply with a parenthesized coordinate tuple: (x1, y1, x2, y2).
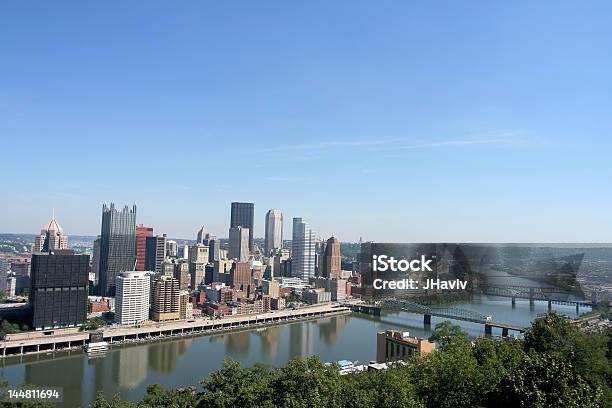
(99, 203, 137, 296)
(230, 202, 254, 251)
(29, 250, 89, 330)
(145, 234, 167, 273)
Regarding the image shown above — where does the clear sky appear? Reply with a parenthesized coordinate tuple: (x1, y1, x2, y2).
(1, 1, 612, 242)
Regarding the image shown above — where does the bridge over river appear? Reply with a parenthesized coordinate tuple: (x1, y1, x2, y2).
(350, 298, 527, 336)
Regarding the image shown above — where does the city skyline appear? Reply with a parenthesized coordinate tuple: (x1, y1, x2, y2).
(2, 2, 612, 242)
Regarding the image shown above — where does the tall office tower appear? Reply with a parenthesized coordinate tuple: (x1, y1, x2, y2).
(204, 234, 221, 262)
(144, 234, 166, 273)
(166, 240, 178, 257)
(189, 262, 206, 290)
(150, 275, 180, 321)
(173, 261, 190, 291)
(180, 243, 190, 260)
(0, 258, 7, 294)
(196, 226, 207, 244)
(188, 243, 209, 264)
(114, 271, 150, 326)
(99, 203, 137, 296)
(161, 259, 176, 277)
(135, 225, 153, 271)
(264, 209, 283, 255)
(323, 235, 341, 279)
(317, 239, 327, 277)
(230, 202, 254, 251)
(228, 226, 249, 262)
(29, 250, 89, 330)
(33, 211, 68, 252)
(91, 236, 101, 283)
(291, 218, 316, 282)
(230, 262, 252, 293)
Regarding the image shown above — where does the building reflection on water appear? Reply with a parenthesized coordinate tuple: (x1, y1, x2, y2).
(255, 325, 280, 359)
(148, 338, 192, 374)
(318, 315, 350, 346)
(117, 345, 148, 389)
(289, 321, 313, 359)
(25, 354, 84, 408)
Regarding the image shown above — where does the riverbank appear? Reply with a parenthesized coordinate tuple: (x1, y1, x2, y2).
(0, 303, 351, 358)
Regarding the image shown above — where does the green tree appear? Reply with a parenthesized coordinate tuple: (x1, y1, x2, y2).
(199, 359, 275, 408)
(428, 320, 470, 350)
(524, 313, 611, 398)
(269, 357, 343, 408)
(497, 351, 603, 407)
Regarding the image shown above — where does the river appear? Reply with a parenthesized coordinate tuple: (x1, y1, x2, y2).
(0, 295, 588, 407)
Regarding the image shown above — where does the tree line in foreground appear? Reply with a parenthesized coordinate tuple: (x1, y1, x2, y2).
(2, 313, 611, 408)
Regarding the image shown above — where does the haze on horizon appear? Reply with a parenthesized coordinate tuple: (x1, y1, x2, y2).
(1, 1, 612, 242)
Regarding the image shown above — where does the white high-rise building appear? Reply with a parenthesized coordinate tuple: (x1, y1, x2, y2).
(291, 218, 316, 282)
(115, 272, 151, 326)
(33, 210, 68, 252)
(181, 243, 190, 260)
(229, 226, 249, 262)
(265, 209, 283, 255)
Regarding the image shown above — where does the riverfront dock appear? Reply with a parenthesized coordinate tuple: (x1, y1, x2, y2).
(0, 303, 351, 357)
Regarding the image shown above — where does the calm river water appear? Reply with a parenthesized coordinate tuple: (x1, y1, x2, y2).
(0, 295, 587, 407)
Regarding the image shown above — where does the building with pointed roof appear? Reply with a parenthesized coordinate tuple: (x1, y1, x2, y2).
(33, 210, 68, 252)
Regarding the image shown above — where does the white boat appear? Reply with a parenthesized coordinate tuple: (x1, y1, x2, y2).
(85, 341, 109, 354)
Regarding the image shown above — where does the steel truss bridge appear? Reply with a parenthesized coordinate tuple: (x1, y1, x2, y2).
(480, 285, 592, 307)
(370, 298, 527, 335)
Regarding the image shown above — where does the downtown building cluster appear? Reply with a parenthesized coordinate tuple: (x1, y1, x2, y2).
(1, 202, 359, 331)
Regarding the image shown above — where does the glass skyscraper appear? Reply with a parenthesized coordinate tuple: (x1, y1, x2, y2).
(291, 217, 316, 281)
(99, 203, 137, 296)
(265, 209, 283, 255)
(230, 202, 254, 251)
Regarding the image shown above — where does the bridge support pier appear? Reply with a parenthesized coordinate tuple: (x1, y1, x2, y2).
(511, 297, 516, 308)
(576, 304, 579, 314)
(548, 301, 552, 312)
(484, 324, 492, 336)
(424, 314, 431, 325)
(502, 327, 509, 337)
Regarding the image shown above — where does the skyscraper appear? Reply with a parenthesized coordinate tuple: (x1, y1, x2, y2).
(229, 226, 249, 262)
(145, 234, 167, 273)
(115, 271, 150, 326)
(135, 225, 153, 271)
(91, 236, 101, 283)
(33, 211, 68, 252)
(150, 275, 179, 321)
(196, 226, 207, 244)
(265, 209, 283, 255)
(291, 218, 316, 281)
(99, 203, 137, 296)
(205, 234, 221, 262)
(323, 235, 341, 279)
(29, 250, 89, 330)
(230, 202, 254, 251)
(166, 240, 178, 258)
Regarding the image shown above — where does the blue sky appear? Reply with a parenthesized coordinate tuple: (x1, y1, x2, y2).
(1, 1, 612, 242)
